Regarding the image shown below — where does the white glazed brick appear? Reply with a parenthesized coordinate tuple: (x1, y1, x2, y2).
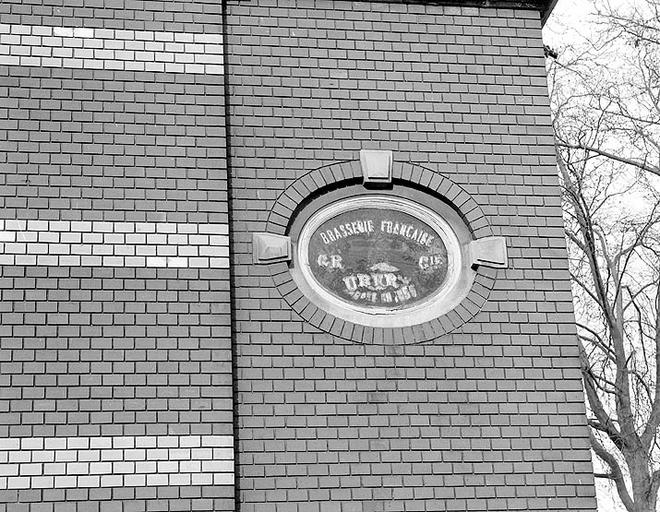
(0, 465, 18, 477)
(78, 475, 101, 487)
(89, 462, 113, 475)
(21, 438, 44, 450)
(113, 437, 135, 449)
(100, 474, 124, 487)
(169, 473, 192, 486)
(203, 436, 233, 447)
(180, 460, 202, 473)
(191, 449, 213, 460)
(202, 460, 233, 472)
(31, 476, 55, 489)
(0, 435, 234, 490)
(7, 477, 30, 489)
(146, 473, 169, 486)
(157, 461, 179, 473)
(43, 463, 66, 475)
(135, 437, 157, 449)
(214, 473, 234, 485)
(135, 461, 157, 474)
(21, 463, 43, 476)
(32, 451, 55, 463)
(54, 450, 76, 463)
(148, 449, 169, 461)
(90, 438, 113, 450)
(123, 474, 146, 487)
(0, 24, 223, 74)
(112, 462, 134, 474)
(67, 437, 89, 450)
(44, 438, 67, 450)
(78, 450, 101, 463)
(191, 473, 213, 486)
(180, 436, 201, 448)
(104, 457, 132, 473)
(156, 436, 180, 448)
(8, 451, 30, 463)
(0, 221, 229, 268)
(101, 449, 124, 462)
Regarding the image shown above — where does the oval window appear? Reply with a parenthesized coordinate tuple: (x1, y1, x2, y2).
(291, 194, 472, 328)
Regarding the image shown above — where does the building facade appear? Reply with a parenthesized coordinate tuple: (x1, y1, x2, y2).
(0, 0, 597, 510)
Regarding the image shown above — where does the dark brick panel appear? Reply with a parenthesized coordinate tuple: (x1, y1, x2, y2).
(0, 485, 233, 512)
(0, 266, 232, 438)
(0, 1, 223, 32)
(0, 67, 227, 223)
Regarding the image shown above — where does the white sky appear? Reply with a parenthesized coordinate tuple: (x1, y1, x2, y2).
(544, 0, 596, 47)
(543, 3, 636, 511)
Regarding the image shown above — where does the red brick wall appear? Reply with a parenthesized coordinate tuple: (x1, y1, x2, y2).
(0, 1, 234, 510)
(226, 1, 597, 511)
(0, 0, 598, 510)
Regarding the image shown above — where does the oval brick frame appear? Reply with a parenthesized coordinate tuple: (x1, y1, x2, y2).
(264, 160, 498, 344)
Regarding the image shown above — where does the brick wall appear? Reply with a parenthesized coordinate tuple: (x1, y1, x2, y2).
(0, 0, 598, 511)
(226, 1, 597, 511)
(0, 1, 234, 510)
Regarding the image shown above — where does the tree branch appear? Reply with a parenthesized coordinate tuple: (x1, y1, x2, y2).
(580, 348, 627, 451)
(591, 431, 635, 512)
(642, 274, 660, 451)
(557, 141, 660, 178)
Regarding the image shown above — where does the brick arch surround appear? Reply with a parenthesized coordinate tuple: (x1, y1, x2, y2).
(264, 159, 498, 344)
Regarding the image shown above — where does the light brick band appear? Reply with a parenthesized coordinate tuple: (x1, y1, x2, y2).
(0, 24, 223, 74)
(0, 435, 233, 490)
(0, 220, 229, 268)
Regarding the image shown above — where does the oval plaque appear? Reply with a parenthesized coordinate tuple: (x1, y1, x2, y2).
(309, 208, 449, 308)
(294, 195, 464, 328)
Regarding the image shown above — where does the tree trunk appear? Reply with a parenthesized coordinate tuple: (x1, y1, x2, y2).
(632, 499, 654, 512)
(629, 451, 656, 512)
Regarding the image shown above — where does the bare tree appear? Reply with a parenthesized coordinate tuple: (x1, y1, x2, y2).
(553, 1, 660, 178)
(548, 1, 660, 511)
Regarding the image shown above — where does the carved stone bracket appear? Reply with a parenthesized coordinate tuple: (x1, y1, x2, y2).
(360, 150, 392, 187)
(469, 236, 508, 269)
(253, 233, 291, 264)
